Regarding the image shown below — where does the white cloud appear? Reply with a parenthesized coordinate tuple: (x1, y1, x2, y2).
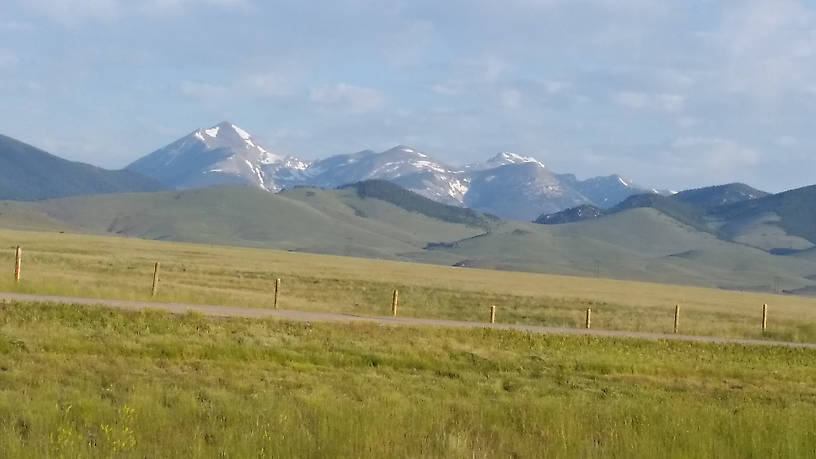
(482, 57, 511, 83)
(612, 91, 685, 113)
(499, 88, 522, 109)
(0, 20, 35, 31)
(18, 0, 248, 25)
(666, 137, 760, 170)
(180, 71, 291, 102)
(146, 0, 248, 10)
(560, 137, 764, 191)
(676, 116, 701, 129)
(309, 83, 386, 115)
(240, 73, 292, 98)
(383, 20, 434, 67)
(430, 82, 464, 96)
(537, 79, 571, 95)
(714, 0, 816, 100)
(179, 81, 230, 101)
(776, 136, 799, 148)
(21, 0, 118, 25)
(0, 50, 19, 69)
(456, 56, 513, 84)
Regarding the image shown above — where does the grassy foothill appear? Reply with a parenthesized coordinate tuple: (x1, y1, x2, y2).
(0, 302, 815, 457)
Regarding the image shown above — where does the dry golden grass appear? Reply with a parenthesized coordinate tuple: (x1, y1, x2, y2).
(1, 228, 815, 341)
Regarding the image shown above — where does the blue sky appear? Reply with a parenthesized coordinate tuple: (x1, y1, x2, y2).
(1, 0, 815, 192)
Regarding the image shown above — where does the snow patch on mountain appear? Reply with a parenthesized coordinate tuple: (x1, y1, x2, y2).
(127, 121, 308, 192)
(232, 124, 251, 140)
(467, 152, 547, 171)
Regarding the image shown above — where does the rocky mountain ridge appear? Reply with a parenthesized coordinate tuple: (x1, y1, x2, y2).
(127, 122, 657, 220)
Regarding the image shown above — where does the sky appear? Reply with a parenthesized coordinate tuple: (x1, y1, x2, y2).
(1, 0, 815, 192)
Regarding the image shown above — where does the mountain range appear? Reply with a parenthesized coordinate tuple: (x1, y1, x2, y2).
(5, 121, 816, 294)
(125, 121, 658, 220)
(0, 122, 664, 220)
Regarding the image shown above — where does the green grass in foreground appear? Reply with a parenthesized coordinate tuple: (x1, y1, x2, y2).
(0, 302, 815, 458)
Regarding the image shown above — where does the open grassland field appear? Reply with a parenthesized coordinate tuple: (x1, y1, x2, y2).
(0, 302, 815, 458)
(1, 228, 816, 343)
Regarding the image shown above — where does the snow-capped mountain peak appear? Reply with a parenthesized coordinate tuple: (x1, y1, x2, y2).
(130, 125, 660, 221)
(493, 152, 546, 167)
(303, 145, 469, 205)
(468, 152, 547, 171)
(190, 121, 281, 164)
(127, 121, 306, 192)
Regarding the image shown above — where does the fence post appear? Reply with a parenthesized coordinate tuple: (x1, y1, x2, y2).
(151, 262, 160, 297)
(585, 308, 592, 330)
(762, 304, 768, 333)
(14, 246, 21, 283)
(490, 305, 496, 324)
(392, 289, 399, 317)
(274, 278, 281, 309)
(674, 304, 680, 334)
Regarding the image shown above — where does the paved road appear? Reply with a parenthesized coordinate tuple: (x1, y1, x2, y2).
(1, 291, 815, 350)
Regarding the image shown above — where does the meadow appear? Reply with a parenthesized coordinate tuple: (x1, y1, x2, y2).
(0, 301, 814, 458)
(1, 228, 816, 342)
(0, 228, 815, 457)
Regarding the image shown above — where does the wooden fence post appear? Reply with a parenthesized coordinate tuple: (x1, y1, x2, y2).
(585, 308, 592, 330)
(151, 262, 160, 297)
(392, 289, 399, 317)
(274, 278, 281, 309)
(14, 246, 21, 283)
(674, 305, 680, 334)
(762, 304, 768, 333)
(490, 305, 496, 324)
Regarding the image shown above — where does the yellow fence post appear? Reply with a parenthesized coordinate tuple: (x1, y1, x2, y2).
(151, 262, 160, 297)
(674, 304, 680, 334)
(490, 305, 496, 324)
(762, 304, 768, 333)
(14, 246, 21, 283)
(274, 278, 281, 309)
(585, 308, 592, 330)
(392, 289, 399, 317)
